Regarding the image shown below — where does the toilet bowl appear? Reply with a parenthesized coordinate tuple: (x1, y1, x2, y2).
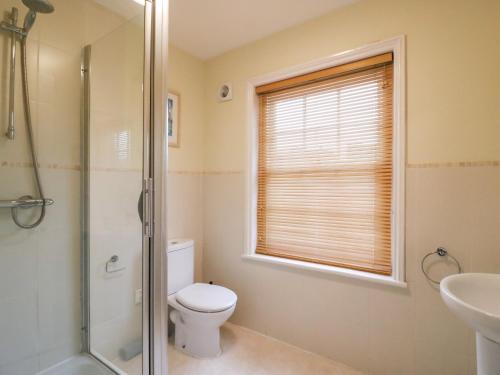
(167, 239, 238, 358)
(168, 283, 237, 358)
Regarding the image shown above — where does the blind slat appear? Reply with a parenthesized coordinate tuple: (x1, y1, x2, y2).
(257, 55, 394, 276)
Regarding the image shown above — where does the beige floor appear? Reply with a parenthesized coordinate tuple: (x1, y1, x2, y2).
(116, 322, 365, 375)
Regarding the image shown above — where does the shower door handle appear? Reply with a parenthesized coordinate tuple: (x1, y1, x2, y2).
(137, 191, 144, 223)
(141, 178, 153, 238)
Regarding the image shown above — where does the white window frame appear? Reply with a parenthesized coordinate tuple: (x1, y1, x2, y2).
(243, 36, 406, 288)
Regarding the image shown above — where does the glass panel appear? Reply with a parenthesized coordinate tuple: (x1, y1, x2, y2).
(85, 1, 145, 374)
(0, 0, 145, 374)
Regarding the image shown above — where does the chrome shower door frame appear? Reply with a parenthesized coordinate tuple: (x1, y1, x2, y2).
(80, 0, 169, 374)
(149, 0, 169, 373)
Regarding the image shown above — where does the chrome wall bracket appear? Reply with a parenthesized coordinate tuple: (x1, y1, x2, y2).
(1, 7, 20, 140)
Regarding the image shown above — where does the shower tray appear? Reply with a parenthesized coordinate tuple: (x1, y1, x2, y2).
(37, 355, 113, 375)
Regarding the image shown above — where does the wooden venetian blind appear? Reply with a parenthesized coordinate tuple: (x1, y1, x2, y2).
(256, 53, 394, 276)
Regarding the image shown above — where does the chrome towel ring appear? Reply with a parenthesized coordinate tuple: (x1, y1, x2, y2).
(421, 247, 462, 285)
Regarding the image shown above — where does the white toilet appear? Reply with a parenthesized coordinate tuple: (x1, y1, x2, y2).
(167, 239, 237, 358)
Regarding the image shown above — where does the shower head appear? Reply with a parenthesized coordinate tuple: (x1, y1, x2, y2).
(21, 0, 54, 35)
(22, 0, 54, 13)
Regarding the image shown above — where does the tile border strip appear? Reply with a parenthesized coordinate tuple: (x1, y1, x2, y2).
(0, 161, 143, 172)
(167, 170, 244, 175)
(407, 160, 500, 168)
(1, 161, 81, 171)
(2, 161, 499, 173)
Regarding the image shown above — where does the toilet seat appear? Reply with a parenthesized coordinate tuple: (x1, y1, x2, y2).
(176, 283, 237, 313)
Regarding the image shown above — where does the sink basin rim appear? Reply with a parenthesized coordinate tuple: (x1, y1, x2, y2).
(441, 273, 500, 320)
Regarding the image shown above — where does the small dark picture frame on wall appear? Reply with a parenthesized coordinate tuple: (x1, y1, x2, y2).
(167, 92, 180, 147)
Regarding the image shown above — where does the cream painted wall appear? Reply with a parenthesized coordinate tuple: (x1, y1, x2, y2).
(166, 45, 206, 281)
(167, 46, 205, 173)
(203, 0, 500, 170)
(199, 1, 500, 375)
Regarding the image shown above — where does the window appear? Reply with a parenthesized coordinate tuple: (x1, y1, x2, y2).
(253, 52, 399, 277)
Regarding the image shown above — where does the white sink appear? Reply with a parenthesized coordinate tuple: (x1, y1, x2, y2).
(441, 273, 500, 375)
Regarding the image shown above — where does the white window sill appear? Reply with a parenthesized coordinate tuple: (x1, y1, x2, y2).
(242, 253, 407, 288)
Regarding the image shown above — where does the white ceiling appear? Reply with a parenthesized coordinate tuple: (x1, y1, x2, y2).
(169, 0, 357, 60)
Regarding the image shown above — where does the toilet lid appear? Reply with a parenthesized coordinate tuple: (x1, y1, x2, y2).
(176, 283, 237, 313)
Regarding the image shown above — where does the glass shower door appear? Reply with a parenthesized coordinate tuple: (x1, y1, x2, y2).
(0, 0, 168, 374)
(81, 1, 147, 374)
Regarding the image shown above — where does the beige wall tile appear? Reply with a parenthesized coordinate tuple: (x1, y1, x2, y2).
(0, 1, 145, 372)
(202, 166, 500, 375)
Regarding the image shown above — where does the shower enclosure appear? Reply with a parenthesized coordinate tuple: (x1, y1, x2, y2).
(0, 0, 169, 374)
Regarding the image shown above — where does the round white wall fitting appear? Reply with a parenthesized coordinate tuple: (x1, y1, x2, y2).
(218, 82, 232, 102)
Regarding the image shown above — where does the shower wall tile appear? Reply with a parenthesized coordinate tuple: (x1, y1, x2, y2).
(89, 169, 143, 359)
(37, 232, 80, 351)
(0, 167, 81, 370)
(37, 0, 85, 54)
(0, 356, 38, 375)
(90, 310, 142, 360)
(37, 339, 81, 372)
(83, 1, 129, 45)
(0, 241, 37, 301)
(88, 15, 144, 174)
(84, 9, 145, 362)
(0, 1, 138, 373)
(0, 296, 38, 366)
(37, 43, 81, 166)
